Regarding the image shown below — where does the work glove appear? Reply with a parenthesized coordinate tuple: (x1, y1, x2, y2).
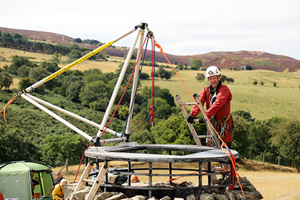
(198, 117, 205, 123)
(187, 115, 194, 123)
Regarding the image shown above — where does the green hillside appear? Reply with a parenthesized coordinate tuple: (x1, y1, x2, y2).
(1, 46, 300, 169)
(1, 46, 299, 120)
(141, 69, 300, 120)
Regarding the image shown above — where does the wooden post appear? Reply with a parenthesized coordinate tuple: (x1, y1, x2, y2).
(263, 152, 265, 162)
(278, 156, 280, 166)
(66, 159, 69, 172)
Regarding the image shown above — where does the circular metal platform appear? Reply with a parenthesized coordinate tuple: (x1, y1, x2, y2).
(85, 144, 239, 163)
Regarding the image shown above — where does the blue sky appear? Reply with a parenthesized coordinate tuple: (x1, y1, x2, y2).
(1, 0, 300, 59)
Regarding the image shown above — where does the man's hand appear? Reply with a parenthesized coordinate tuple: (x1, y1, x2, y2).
(198, 117, 205, 123)
(187, 115, 194, 123)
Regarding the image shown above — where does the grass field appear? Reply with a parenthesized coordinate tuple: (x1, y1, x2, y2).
(1, 46, 300, 121)
(54, 159, 300, 200)
(1, 48, 300, 199)
(141, 69, 300, 120)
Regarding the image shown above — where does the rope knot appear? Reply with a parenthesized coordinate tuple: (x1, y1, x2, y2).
(149, 105, 155, 124)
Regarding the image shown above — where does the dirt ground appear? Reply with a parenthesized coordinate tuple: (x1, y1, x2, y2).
(53, 159, 300, 200)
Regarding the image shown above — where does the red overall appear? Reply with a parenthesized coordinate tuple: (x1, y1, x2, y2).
(190, 84, 233, 145)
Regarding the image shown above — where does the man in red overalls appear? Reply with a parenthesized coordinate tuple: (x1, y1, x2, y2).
(188, 66, 233, 148)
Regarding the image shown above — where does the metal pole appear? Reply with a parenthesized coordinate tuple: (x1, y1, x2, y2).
(21, 93, 93, 141)
(128, 161, 131, 186)
(125, 28, 145, 135)
(95, 28, 142, 143)
(25, 28, 136, 93)
(208, 162, 211, 187)
(98, 137, 127, 145)
(169, 151, 172, 185)
(149, 162, 152, 198)
(25, 94, 121, 137)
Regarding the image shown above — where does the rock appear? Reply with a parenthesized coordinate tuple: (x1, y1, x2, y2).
(215, 193, 228, 200)
(130, 195, 148, 200)
(106, 193, 127, 200)
(62, 183, 77, 199)
(186, 194, 196, 200)
(200, 193, 214, 200)
(94, 192, 118, 200)
(224, 189, 235, 200)
(147, 197, 158, 200)
(232, 177, 263, 200)
(230, 190, 246, 200)
(72, 187, 90, 200)
(159, 196, 172, 200)
(174, 198, 184, 200)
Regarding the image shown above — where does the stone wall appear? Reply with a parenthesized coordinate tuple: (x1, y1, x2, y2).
(63, 177, 262, 200)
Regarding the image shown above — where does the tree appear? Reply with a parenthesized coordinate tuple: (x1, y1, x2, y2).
(17, 65, 31, 77)
(141, 86, 176, 107)
(0, 127, 41, 163)
(0, 71, 13, 89)
(191, 59, 202, 70)
(52, 52, 62, 64)
(74, 38, 82, 43)
(66, 80, 84, 103)
(7, 55, 37, 75)
(40, 61, 60, 73)
(232, 117, 251, 157)
(271, 119, 300, 170)
(118, 105, 129, 120)
(79, 80, 111, 107)
(29, 67, 50, 81)
(260, 81, 264, 86)
(151, 115, 195, 147)
(196, 73, 205, 81)
(221, 75, 227, 82)
(41, 133, 89, 165)
(68, 49, 82, 61)
(18, 77, 44, 93)
(156, 66, 172, 80)
(176, 64, 184, 70)
(246, 65, 253, 70)
(140, 72, 149, 80)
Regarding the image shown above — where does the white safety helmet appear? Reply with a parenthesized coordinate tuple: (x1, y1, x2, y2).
(206, 66, 221, 78)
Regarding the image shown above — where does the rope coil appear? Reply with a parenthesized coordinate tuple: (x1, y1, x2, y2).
(0, 95, 17, 122)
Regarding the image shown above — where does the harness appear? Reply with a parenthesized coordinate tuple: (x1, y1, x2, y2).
(208, 81, 233, 138)
(217, 114, 233, 138)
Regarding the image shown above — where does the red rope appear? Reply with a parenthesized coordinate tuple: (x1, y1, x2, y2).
(73, 37, 148, 182)
(73, 144, 94, 183)
(229, 150, 237, 189)
(149, 38, 155, 125)
(101, 36, 148, 136)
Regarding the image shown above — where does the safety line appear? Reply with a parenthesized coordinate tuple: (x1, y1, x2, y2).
(73, 143, 94, 183)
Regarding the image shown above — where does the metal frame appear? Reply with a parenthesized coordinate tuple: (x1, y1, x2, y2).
(85, 144, 237, 199)
(19, 23, 150, 146)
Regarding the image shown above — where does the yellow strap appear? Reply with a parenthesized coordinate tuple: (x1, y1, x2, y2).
(45, 41, 114, 82)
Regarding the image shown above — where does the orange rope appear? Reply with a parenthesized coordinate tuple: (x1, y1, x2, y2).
(152, 37, 246, 199)
(0, 97, 16, 122)
(152, 37, 224, 144)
